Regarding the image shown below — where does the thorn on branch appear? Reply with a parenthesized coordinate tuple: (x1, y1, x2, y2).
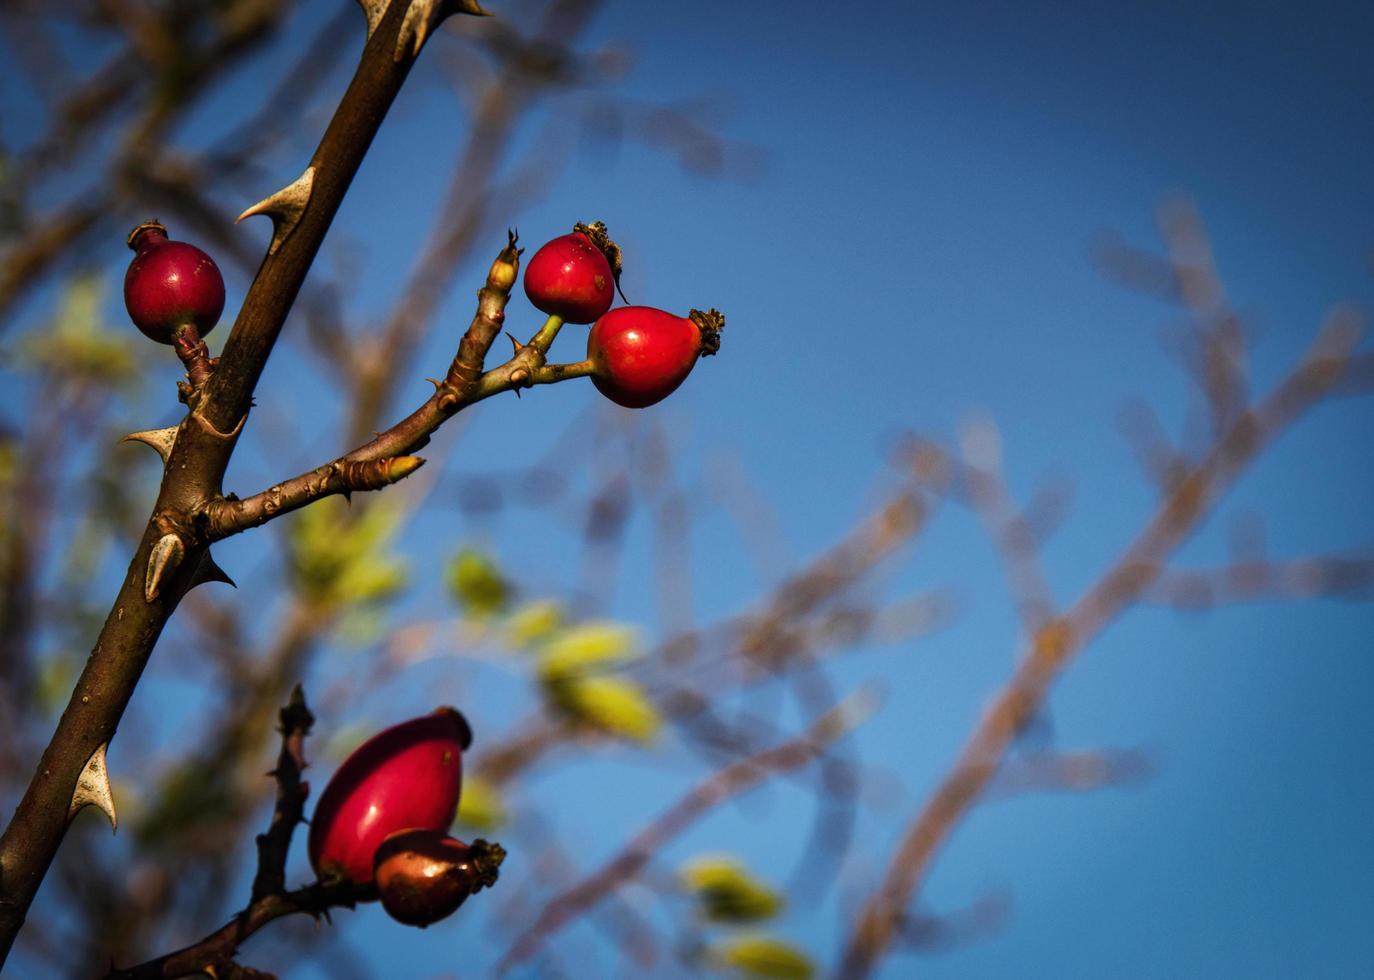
(187, 550, 237, 592)
(144, 533, 187, 603)
(120, 425, 181, 465)
(237, 166, 317, 257)
(396, 0, 492, 64)
(67, 742, 117, 832)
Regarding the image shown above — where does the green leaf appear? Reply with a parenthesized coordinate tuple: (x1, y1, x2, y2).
(287, 497, 408, 606)
(536, 621, 639, 679)
(446, 547, 511, 618)
(547, 674, 661, 742)
(681, 855, 783, 923)
(455, 774, 507, 831)
(504, 599, 564, 648)
(713, 936, 815, 980)
(15, 275, 138, 387)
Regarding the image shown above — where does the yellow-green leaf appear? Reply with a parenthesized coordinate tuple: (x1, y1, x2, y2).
(714, 936, 814, 980)
(681, 855, 783, 923)
(536, 621, 638, 679)
(504, 600, 564, 649)
(16, 276, 138, 387)
(447, 547, 511, 618)
(455, 774, 507, 831)
(548, 675, 660, 742)
(287, 497, 407, 606)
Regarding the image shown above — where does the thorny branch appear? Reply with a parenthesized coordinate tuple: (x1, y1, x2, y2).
(0, 0, 495, 963)
(103, 686, 373, 980)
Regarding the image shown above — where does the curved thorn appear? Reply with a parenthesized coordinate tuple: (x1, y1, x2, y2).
(120, 425, 180, 464)
(395, 0, 490, 63)
(145, 534, 186, 603)
(188, 550, 237, 591)
(356, 0, 391, 38)
(237, 166, 316, 256)
(68, 742, 117, 832)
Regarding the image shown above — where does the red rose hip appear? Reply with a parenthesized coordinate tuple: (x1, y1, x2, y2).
(123, 220, 225, 344)
(587, 306, 724, 408)
(374, 830, 506, 927)
(308, 707, 472, 884)
(523, 221, 622, 324)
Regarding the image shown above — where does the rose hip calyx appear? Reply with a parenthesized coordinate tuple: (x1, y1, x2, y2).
(308, 707, 472, 885)
(373, 830, 506, 927)
(522, 221, 624, 324)
(586, 305, 725, 409)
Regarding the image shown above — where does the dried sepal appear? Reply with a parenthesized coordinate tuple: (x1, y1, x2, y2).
(68, 742, 117, 832)
(395, 0, 491, 63)
(120, 424, 180, 465)
(237, 166, 317, 256)
(573, 221, 626, 301)
(145, 533, 186, 602)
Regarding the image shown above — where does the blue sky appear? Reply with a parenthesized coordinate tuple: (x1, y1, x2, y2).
(4, 0, 1373, 976)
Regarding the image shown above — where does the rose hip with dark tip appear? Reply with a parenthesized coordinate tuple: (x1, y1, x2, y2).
(587, 306, 723, 408)
(373, 830, 505, 927)
(308, 707, 472, 885)
(523, 222, 621, 324)
(123, 220, 225, 344)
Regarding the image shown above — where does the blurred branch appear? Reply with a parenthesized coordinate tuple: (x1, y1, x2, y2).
(498, 690, 880, 970)
(837, 307, 1372, 979)
(1146, 552, 1374, 608)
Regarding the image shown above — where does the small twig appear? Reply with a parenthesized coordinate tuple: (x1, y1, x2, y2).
(250, 684, 315, 902)
(103, 878, 375, 980)
(200, 236, 596, 541)
(105, 685, 370, 979)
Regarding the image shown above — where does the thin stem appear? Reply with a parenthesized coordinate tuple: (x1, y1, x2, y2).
(529, 313, 565, 354)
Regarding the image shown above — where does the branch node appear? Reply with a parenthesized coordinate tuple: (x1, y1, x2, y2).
(191, 408, 248, 442)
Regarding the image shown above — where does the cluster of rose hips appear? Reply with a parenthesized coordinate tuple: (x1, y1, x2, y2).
(123, 219, 722, 409)
(523, 221, 722, 408)
(308, 707, 504, 927)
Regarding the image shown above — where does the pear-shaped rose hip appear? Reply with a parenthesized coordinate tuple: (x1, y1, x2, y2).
(523, 221, 622, 324)
(587, 306, 724, 408)
(308, 708, 472, 884)
(123, 220, 225, 344)
(374, 829, 505, 927)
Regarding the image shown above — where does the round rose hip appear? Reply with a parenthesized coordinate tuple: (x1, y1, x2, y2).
(523, 221, 622, 324)
(308, 707, 472, 884)
(374, 830, 506, 927)
(587, 306, 724, 408)
(123, 220, 225, 344)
